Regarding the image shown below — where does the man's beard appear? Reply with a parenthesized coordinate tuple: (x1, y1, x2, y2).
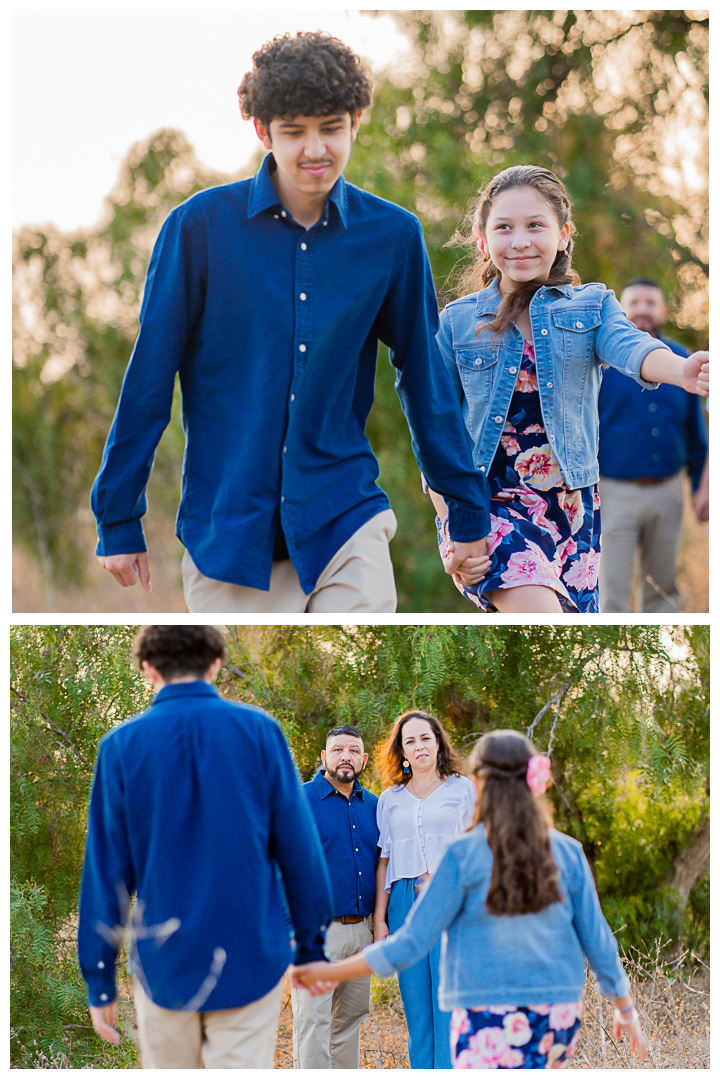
(631, 315, 661, 336)
(326, 762, 364, 784)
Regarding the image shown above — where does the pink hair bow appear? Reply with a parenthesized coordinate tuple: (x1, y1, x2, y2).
(471, 221, 484, 252)
(526, 754, 551, 795)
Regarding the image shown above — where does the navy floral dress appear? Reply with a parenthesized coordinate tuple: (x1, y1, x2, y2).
(439, 342, 601, 612)
(450, 1002, 583, 1069)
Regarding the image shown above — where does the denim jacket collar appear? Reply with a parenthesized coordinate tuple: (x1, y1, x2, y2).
(247, 153, 348, 228)
(473, 278, 576, 317)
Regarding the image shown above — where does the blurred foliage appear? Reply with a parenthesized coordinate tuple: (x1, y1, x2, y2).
(10, 624, 708, 1064)
(12, 11, 708, 610)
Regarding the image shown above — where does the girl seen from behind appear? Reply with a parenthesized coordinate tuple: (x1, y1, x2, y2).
(293, 729, 647, 1070)
(430, 166, 709, 613)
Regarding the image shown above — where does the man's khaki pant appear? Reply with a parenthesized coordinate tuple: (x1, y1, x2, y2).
(132, 975, 283, 1069)
(182, 509, 398, 613)
(598, 473, 683, 612)
(290, 917, 373, 1069)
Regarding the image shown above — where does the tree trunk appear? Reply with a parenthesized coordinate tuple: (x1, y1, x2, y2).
(665, 816, 709, 952)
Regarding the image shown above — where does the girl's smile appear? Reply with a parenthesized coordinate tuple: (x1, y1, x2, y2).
(481, 186, 570, 297)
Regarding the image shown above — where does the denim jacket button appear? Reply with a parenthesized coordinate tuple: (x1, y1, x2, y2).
(494, 415, 503, 423)
(575, 320, 584, 328)
(547, 381, 553, 388)
(480, 466, 486, 472)
(474, 358, 482, 367)
(541, 328, 548, 336)
(509, 366, 517, 374)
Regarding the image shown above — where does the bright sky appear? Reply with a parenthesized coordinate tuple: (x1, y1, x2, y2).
(12, 9, 411, 233)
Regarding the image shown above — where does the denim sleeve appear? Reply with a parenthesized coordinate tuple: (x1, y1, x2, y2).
(686, 394, 708, 491)
(436, 306, 465, 403)
(565, 843, 630, 999)
(594, 290, 665, 389)
(91, 202, 209, 555)
(263, 722, 334, 965)
(78, 735, 135, 1006)
(375, 217, 490, 541)
(363, 843, 466, 977)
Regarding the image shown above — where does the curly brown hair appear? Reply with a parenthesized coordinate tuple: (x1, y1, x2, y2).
(468, 729, 564, 916)
(133, 625, 226, 680)
(445, 165, 581, 339)
(237, 31, 373, 128)
(376, 710, 465, 789)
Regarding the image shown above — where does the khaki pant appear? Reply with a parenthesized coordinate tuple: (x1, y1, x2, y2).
(290, 917, 373, 1069)
(182, 509, 398, 613)
(132, 975, 283, 1069)
(598, 473, 683, 612)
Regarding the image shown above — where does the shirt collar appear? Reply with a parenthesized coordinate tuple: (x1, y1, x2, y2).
(313, 768, 366, 799)
(151, 680, 220, 704)
(247, 153, 348, 229)
(473, 278, 575, 316)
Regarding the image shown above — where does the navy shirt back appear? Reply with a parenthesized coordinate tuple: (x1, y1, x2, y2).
(78, 682, 333, 1011)
(91, 155, 490, 592)
(303, 770, 379, 918)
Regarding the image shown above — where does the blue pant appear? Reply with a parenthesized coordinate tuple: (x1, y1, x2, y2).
(388, 877, 452, 1069)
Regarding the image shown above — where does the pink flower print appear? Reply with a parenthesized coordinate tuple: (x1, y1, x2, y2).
(467, 1026, 509, 1067)
(501, 542, 559, 590)
(529, 1004, 552, 1016)
(538, 1031, 555, 1055)
(514, 445, 563, 491)
(487, 515, 515, 554)
(502, 421, 517, 434)
(593, 487, 601, 510)
(522, 423, 545, 434)
(487, 1005, 517, 1015)
(500, 435, 521, 456)
(558, 489, 584, 534)
(499, 1047, 525, 1067)
(451, 1049, 475, 1069)
(451, 1010, 472, 1040)
(503, 1011, 533, 1046)
(546, 1043, 567, 1067)
(563, 550, 601, 591)
(550, 1002, 581, 1030)
(556, 536, 578, 566)
(516, 488, 562, 542)
(515, 367, 539, 393)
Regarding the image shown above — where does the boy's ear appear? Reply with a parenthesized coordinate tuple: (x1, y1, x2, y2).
(350, 111, 362, 142)
(254, 119, 273, 150)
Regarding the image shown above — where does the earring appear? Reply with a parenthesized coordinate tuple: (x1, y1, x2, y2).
(402, 759, 411, 776)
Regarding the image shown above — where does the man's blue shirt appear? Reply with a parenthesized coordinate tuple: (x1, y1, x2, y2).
(77, 681, 333, 1011)
(303, 770, 379, 918)
(598, 335, 707, 489)
(91, 155, 490, 592)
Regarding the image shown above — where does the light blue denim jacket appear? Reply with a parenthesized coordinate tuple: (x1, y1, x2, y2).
(364, 826, 630, 1009)
(438, 280, 667, 490)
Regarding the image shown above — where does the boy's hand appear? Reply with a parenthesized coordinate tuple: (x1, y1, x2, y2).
(89, 1001, 120, 1044)
(97, 552, 152, 591)
(681, 352, 709, 396)
(444, 537, 491, 584)
(290, 962, 337, 996)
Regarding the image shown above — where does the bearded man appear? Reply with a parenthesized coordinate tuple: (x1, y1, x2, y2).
(289, 725, 379, 1068)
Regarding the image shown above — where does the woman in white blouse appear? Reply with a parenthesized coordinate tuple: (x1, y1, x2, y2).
(373, 710, 475, 1069)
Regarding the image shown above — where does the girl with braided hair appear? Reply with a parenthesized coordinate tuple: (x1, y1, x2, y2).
(293, 729, 647, 1069)
(426, 165, 709, 613)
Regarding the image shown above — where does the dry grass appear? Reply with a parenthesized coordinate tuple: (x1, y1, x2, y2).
(275, 948, 709, 1070)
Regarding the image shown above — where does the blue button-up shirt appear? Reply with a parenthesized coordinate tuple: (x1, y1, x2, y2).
(598, 336, 707, 489)
(91, 155, 490, 591)
(303, 770, 379, 918)
(77, 682, 333, 1011)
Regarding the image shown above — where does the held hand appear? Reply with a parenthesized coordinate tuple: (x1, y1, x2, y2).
(89, 1001, 120, 1045)
(693, 485, 709, 523)
(443, 537, 491, 584)
(290, 962, 338, 996)
(97, 552, 152, 591)
(680, 352, 709, 396)
(373, 919, 390, 942)
(612, 1010, 648, 1061)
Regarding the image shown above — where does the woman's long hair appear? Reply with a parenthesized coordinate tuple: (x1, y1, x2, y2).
(444, 165, 581, 340)
(468, 729, 563, 915)
(376, 710, 465, 790)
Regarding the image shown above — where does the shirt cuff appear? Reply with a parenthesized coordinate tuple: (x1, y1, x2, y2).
(446, 504, 490, 542)
(85, 972, 118, 1008)
(95, 520, 148, 557)
(362, 940, 397, 979)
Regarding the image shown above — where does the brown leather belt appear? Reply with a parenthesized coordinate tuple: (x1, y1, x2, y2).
(632, 476, 673, 486)
(334, 914, 366, 924)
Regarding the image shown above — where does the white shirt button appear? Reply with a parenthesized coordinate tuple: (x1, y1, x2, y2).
(509, 366, 517, 374)
(283, 445, 287, 454)
(649, 402, 658, 412)
(100, 993, 108, 1002)
(480, 465, 486, 472)
(652, 427, 660, 437)
(541, 328, 548, 336)
(301, 242, 307, 250)
(299, 292, 307, 301)
(281, 210, 287, 218)
(323, 221, 328, 226)
(97, 961, 105, 969)
(299, 344, 307, 353)
(273, 214, 279, 219)
(290, 394, 295, 402)
(281, 495, 285, 503)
